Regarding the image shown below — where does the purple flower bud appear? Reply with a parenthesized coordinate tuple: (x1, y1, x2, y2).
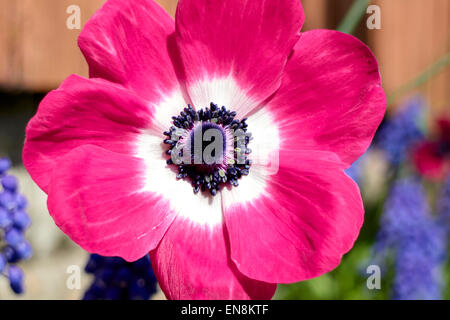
(8, 266, 24, 294)
(1, 175, 18, 192)
(0, 158, 11, 174)
(0, 254, 6, 273)
(5, 228, 24, 246)
(13, 210, 31, 230)
(0, 207, 12, 229)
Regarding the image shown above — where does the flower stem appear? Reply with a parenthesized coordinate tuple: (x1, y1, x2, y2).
(337, 0, 371, 35)
(387, 52, 450, 105)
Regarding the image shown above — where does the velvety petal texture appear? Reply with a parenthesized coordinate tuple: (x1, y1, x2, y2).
(223, 151, 364, 283)
(23, 75, 155, 193)
(78, 0, 184, 101)
(266, 30, 386, 167)
(151, 218, 276, 299)
(175, 0, 304, 116)
(47, 145, 176, 261)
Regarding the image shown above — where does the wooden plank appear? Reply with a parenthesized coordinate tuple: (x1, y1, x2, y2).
(1, 0, 448, 115)
(0, 0, 24, 88)
(0, 0, 177, 91)
(302, 0, 329, 30)
(302, 0, 361, 33)
(368, 0, 450, 112)
(20, 0, 105, 91)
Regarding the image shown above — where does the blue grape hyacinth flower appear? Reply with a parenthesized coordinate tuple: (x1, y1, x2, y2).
(376, 96, 425, 165)
(0, 157, 32, 294)
(373, 178, 446, 300)
(437, 177, 450, 234)
(83, 254, 158, 300)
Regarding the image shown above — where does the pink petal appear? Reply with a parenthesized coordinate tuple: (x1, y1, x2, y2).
(150, 218, 277, 299)
(78, 0, 184, 101)
(23, 75, 154, 193)
(222, 150, 364, 283)
(47, 145, 176, 262)
(175, 0, 304, 116)
(266, 30, 386, 167)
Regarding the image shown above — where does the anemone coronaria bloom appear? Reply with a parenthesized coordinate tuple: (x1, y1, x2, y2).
(23, 0, 386, 299)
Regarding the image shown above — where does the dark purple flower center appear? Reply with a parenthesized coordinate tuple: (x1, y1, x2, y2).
(188, 122, 227, 166)
(163, 103, 252, 196)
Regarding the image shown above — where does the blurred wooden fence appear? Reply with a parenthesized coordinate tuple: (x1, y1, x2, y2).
(0, 0, 449, 111)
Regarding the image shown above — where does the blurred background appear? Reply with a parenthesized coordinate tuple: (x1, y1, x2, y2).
(0, 0, 449, 299)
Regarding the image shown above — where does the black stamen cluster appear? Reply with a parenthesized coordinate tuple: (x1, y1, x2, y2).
(163, 103, 252, 196)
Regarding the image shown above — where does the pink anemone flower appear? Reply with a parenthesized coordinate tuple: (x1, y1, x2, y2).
(23, 0, 386, 299)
